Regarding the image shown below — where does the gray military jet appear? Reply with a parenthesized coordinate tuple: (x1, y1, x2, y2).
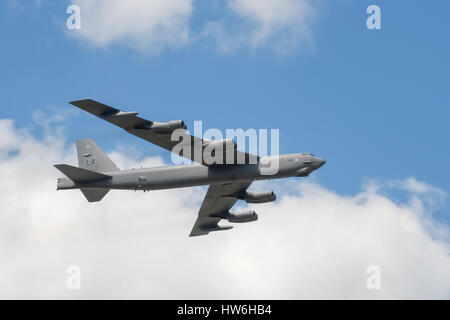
(55, 99, 326, 236)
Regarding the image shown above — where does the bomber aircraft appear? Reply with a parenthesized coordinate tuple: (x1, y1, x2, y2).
(55, 99, 326, 236)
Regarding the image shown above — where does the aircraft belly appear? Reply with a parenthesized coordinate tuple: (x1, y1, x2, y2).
(107, 164, 259, 191)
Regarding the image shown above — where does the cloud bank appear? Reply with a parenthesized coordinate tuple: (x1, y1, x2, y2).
(0, 118, 449, 299)
(67, 0, 317, 54)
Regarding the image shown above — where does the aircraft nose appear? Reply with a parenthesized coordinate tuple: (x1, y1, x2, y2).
(316, 158, 326, 168)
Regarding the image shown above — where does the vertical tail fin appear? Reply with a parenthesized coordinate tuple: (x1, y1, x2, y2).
(76, 138, 120, 173)
(75, 139, 119, 202)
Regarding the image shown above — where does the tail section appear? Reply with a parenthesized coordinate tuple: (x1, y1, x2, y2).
(55, 139, 119, 203)
(76, 138, 120, 173)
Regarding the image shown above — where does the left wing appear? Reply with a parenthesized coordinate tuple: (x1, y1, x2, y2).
(189, 181, 253, 237)
(70, 99, 258, 166)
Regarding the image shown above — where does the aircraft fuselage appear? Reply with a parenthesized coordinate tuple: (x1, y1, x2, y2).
(57, 153, 326, 192)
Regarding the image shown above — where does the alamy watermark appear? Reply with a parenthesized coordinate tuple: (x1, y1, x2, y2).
(366, 5, 381, 30)
(170, 121, 280, 175)
(66, 265, 81, 290)
(366, 265, 382, 290)
(66, 5, 81, 30)
(65, 4, 381, 31)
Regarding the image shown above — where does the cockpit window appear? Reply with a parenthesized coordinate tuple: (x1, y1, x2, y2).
(301, 153, 314, 156)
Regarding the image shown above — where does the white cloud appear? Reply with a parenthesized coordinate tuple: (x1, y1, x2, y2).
(0, 118, 449, 299)
(69, 0, 194, 53)
(66, 0, 317, 54)
(203, 0, 316, 53)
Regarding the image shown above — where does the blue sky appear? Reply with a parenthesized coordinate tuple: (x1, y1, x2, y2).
(1, 0, 449, 217)
(1, 1, 450, 299)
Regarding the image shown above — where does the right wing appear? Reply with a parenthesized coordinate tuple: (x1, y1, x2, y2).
(189, 180, 253, 237)
(70, 99, 258, 166)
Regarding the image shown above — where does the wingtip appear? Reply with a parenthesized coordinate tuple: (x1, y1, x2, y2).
(69, 98, 91, 105)
(189, 231, 209, 237)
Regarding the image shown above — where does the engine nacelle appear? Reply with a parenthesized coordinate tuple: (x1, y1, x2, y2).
(296, 167, 310, 177)
(206, 138, 236, 151)
(203, 138, 237, 165)
(225, 210, 258, 223)
(237, 190, 276, 204)
(136, 120, 186, 133)
(212, 210, 258, 223)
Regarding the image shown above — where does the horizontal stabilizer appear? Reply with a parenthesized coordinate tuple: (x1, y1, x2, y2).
(54, 164, 112, 183)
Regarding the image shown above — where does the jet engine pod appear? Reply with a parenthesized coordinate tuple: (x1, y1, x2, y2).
(296, 167, 311, 177)
(135, 120, 186, 133)
(205, 138, 237, 150)
(226, 210, 258, 223)
(237, 190, 276, 204)
(203, 138, 237, 165)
